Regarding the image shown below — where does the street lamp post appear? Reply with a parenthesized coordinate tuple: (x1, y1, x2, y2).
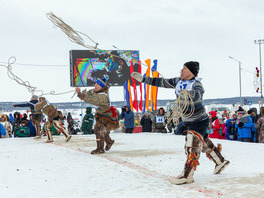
(254, 39, 264, 106)
(229, 56, 242, 105)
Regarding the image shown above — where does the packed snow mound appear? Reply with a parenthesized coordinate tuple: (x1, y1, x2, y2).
(1, 133, 263, 198)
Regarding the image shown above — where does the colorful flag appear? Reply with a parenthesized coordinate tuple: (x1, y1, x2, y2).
(145, 59, 151, 111)
(130, 60, 138, 111)
(138, 61, 143, 111)
(151, 59, 159, 111)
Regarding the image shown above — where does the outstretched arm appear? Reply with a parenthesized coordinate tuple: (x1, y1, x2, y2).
(131, 72, 179, 88)
(13, 102, 31, 108)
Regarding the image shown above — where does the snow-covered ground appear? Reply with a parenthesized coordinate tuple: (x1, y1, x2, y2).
(1, 133, 264, 198)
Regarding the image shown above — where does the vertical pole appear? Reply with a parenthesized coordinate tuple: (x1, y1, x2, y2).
(259, 43, 263, 106)
(239, 61, 242, 106)
(123, 87, 126, 106)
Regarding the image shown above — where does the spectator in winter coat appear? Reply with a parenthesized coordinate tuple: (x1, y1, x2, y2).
(81, 107, 94, 134)
(67, 112, 72, 125)
(153, 107, 167, 133)
(208, 111, 220, 139)
(0, 123, 7, 138)
(13, 112, 21, 129)
(14, 120, 30, 137)
(225, 113, 238, 141)
(120, 106, 134, 133)
(1, 114, 13, 138)
(9, 113, 14, 124)
(235, 106, 254, 142)
(140, 112, 152, 132)
(13, 95, 42, 138)
(255, 107, 264, 143)
(218, 115, 226, 139)
(248, 108, 257, 142)
(20, 114, 36, 136)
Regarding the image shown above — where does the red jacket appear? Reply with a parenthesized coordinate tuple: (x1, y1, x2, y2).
(209, 111, 221, 139)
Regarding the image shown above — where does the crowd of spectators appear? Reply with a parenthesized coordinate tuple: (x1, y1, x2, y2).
(2, 104, 264, 144)
(124, 105, 264, 143)
(206, 106, 263, 143)
(0, 112, 40, 138)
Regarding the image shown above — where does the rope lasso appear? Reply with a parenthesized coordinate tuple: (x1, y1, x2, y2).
(0, 57, 38, 94)
(167, 89, 195, 125)
(0, 57, 76, 98)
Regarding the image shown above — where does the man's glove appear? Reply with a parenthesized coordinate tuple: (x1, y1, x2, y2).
(238, 122, 244, 128)
(131, 72, 143, 82)
(13, 105, 17, 107)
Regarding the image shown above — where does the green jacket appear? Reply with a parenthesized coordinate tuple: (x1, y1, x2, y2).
(42, 123, 60, 135)
(81, 107, 94, 134)
(15, 126, 30, 137)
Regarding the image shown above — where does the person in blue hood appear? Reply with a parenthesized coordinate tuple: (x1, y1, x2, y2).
(120, 105, 134, 133)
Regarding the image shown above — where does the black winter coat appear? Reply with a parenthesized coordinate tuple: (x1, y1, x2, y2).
(140, 116, 152, 132)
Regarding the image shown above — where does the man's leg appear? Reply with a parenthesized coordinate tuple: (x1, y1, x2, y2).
(44, 121, 54, 143)
(52, 120, 72, 142)
(203, 137, 230, 174)
(33, 115, 42, 139)
(171, 131, 203, 185)
(105, 131, 114, 151)
(91, 122, 106, 154)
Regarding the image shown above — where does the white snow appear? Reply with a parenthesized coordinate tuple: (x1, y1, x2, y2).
(1, 133, 264, 198)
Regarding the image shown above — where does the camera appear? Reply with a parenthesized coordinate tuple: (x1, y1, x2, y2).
(121, 106, 126, 112)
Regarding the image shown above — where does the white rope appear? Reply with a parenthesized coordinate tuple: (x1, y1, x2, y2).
(0, 56, 75, 97)
(0, 57, 38, 94)
(47, 12, 99, 50)
(165, 89, 195, 125)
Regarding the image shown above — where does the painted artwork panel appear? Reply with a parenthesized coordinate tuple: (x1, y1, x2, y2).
(70, 50, 140, 87)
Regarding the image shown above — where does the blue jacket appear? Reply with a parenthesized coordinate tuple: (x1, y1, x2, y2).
(225, 119, 236, 140)
(235, 116, 253, 139)
(9, 114, 14, 124)
(27, 120, 36, 136)
(120, 107, 134, 129)
(14, 99, 39, 112)
(0, 123, 6, 137)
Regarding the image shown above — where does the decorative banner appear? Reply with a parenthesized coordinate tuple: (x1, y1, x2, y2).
(127, 80, 133, 111)
(123, 81, 130, 106)
(70, 50, 140, 87)
(130, 60, 138, 111)
(151, 59, 159, 111)
(143, 74, 146, 113)
(145, 59, 151, 111)
(138, 61, 143, 111)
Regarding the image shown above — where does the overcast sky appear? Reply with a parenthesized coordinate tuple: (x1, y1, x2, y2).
(1, 0, 264, 103)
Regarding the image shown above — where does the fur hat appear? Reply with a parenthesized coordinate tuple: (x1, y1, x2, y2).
(31, 95, 38, 100)
(184, 61, 199, 77)
(96, 77, 107, 88)
(0, 114, 7, 122)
